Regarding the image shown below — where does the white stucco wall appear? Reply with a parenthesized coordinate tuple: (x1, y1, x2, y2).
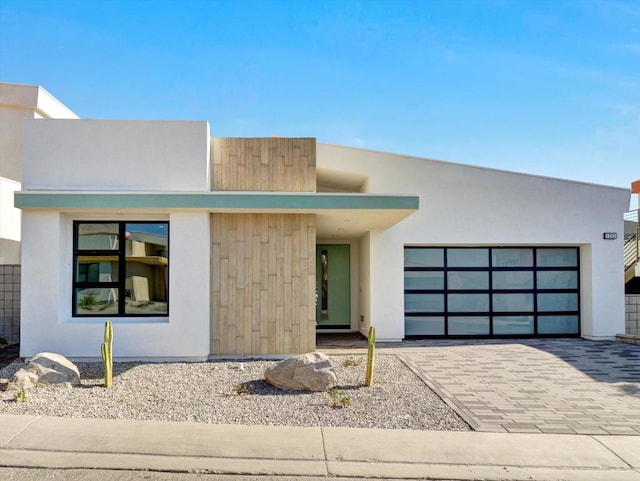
(317, 143, 630, 341)
(0, 177, 21, 264)
(1, 83, 80, 266)
(0, 83, 78, 182)
(23, 119, 210, 192)
(20, 210, 210, 360)
(358, 233, 371, 336)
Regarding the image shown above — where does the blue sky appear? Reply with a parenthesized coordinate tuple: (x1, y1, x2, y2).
(0, 0, 638, 192)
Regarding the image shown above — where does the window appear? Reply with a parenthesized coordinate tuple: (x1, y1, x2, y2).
(73, 221, 169, 317)
(404, 246, 580, 337)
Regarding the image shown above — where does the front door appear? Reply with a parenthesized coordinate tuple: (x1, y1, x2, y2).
(316, 244, 351, 329)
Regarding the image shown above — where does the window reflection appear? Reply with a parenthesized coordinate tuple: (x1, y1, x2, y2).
(124, 224, 169, 315)
(73, 222, 169, 317)
(537, 248, 578, 267)
(320, 249, 328, 318)
(75, 288, 118, 314)
(492, 248, 533, 267)
(77, 223, 119, 250)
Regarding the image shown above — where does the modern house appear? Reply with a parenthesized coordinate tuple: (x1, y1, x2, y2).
(0, 82, 632, 360)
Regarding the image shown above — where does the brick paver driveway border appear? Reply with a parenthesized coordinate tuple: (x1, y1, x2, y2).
(394, 339, 640, 435)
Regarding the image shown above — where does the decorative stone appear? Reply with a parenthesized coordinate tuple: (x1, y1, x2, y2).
(5, 369, 38, 392)
(6, 352, 80, 391)
(265, 352, 337, 391)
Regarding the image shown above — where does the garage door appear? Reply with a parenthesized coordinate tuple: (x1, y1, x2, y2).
(404, 247, 580, 337)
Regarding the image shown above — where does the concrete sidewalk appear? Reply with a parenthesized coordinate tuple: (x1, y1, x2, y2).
(1, 414, 639, 480)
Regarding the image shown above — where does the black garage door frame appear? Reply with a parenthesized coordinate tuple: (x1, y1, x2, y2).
(404, 246, 581, 338)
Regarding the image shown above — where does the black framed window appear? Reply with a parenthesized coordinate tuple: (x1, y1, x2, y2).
(73, 221, 169, 317)
(404, 246, 580, 337)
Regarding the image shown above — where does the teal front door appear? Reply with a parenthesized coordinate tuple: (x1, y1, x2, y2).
(316, 244, 351, 329)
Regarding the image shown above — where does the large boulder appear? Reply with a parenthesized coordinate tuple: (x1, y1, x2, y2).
(265, 352, 337, 391)
(6, 352, 81, 392)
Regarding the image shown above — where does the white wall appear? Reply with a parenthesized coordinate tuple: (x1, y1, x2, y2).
(23, 120, 210, 192)
(317, 143, 630, 340)
(358, 233, 371, 336)
(20, 210, 210, 360)
(0, 83, 79, 266)
(0, 83, 78, 182)
(0, 177, 21, 263)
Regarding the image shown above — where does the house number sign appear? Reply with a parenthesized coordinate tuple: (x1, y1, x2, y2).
(603, 232, 617, 240)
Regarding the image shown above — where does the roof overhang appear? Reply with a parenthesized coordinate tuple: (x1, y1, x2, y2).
(15, 191, 419, 238)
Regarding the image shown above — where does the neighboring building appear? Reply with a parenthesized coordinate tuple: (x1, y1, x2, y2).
(624, 181, 640, 338)
(624, 180, 640, 290)
(1, 82, 632, 360)
(0, 83, 78, 343)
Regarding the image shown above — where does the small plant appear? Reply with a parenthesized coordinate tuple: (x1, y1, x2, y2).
(328, 388, 350, 409)
(14, 390, 28, 402)
(233, 383, 251, 395)
(343, 357, 362, 367)
(101, 320, 113, 388)
(78, 292, 98, 310)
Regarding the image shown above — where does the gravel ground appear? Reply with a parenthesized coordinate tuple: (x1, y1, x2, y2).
(0, 354, 469, 431)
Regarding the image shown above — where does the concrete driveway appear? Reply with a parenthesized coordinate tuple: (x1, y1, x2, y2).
(394, 339, 640, 434)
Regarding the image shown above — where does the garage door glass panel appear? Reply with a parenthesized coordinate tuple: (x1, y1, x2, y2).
(405, 294, 444, 313)
(493, 293, 534, 312)
(404, 248, 444, 268)
(448, 294, 489, 312)
(448, 248, 489, 267)
(405, 316, 445, 335)
(492, 271, 533, 290)
(405, 271, 444, 290)
(538, 293, 578, 312)
(494, 316, 534, 334)
(447, 271, 489, 290)
(449, 316, 490, 335)
(492, 248, 533, 267)
(537, 271, 578, 289)
(538, 315, 579, 334)
(537, 248, 578, 267)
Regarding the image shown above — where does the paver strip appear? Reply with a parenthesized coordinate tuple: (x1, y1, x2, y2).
(395, 339, 640, 434)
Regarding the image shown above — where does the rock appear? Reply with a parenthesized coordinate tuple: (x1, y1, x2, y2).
(6, 352, 80, 391)
(5, 369, 38, 392)
(265, 352, 337, 391)
(27, 352, 81, 386)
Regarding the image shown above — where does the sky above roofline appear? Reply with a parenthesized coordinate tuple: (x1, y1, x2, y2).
(0, 0, 638, 202)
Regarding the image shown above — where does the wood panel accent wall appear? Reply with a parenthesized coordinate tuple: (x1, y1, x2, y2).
(210, 213, 316, 355)
(211, 138, 316, 192)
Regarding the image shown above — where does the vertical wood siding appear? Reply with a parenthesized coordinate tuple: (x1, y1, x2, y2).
(210, 213, 316, 355)
(211, 138, 316, 192)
